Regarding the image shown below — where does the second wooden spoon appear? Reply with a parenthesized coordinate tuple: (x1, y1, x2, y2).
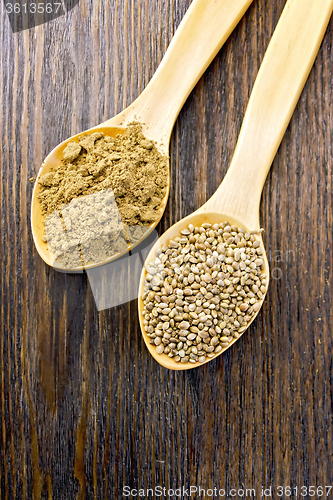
(139, 0, 333, 370)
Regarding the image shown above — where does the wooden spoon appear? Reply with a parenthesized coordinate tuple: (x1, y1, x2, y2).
(139, 0, 333, 370)
(31, 0, 254, 272)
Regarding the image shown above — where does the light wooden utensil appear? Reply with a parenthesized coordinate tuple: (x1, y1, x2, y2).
(31, 0, 254, 272)
(139, 0, 333, 370)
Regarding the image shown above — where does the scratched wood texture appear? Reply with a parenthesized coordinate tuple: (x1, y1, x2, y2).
(1, 0, 333, 498)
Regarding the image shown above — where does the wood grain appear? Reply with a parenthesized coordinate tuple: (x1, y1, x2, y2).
(1, 0, 333, 498)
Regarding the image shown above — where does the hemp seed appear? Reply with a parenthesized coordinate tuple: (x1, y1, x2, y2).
(142, 221, 267, 364)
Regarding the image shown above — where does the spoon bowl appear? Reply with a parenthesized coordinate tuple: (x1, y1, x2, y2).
(31, 0, 255, 271)
(138, 211, 269, 370)
(31, 125, 170, 271)
(138, 0, 333, 369)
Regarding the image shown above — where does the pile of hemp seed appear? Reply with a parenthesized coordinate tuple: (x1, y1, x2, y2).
(141, 221, 267, 364)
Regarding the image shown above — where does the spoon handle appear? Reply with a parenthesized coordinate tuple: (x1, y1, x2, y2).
(204, 0, 333, 229)
(109, 0, 254, 145)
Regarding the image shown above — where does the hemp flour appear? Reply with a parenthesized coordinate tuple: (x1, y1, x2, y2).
(44, 190, 128, 269)
(37, 123, 169, 268)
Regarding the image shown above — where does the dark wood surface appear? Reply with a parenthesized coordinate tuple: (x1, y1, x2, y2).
(1, 0, 333, 498)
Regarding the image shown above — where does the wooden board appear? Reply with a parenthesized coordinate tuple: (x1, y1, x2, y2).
(1, 0, 332, 497)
